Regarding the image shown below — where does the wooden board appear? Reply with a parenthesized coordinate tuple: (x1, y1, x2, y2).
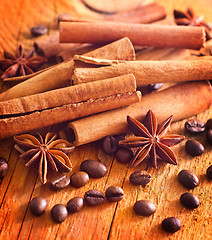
(0, 0, 211, 239)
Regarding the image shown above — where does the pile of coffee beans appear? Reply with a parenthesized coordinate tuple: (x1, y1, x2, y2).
(184, 118, 212, 157)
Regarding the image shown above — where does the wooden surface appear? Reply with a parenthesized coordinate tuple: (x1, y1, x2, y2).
(0, 0, 212, 239)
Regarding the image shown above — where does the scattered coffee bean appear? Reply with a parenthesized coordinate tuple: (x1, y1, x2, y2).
(185, 119, 205, 134)
(0, 157, 8, 178)
(185, 139, 204, 156)
(206, 129, 212, 144)
(70, 171, 89, 188)
(105, 186, 124, 202)
(178, 170, 199, 189)
(84, 190, 105, 205)
(205, 118, 212, 129)
(180, 192, 200, 209)
(115, 147, 133, 163)
(29, 197, 47, 216)
(31, 25, 47, 37)
(130, 171, 151, 186)
(147, 83, 163, 92)
(133, 200, 156, 216)
(67, 197, 84, 213)
(207, 165, 212, 180)
(102, 135, 119, 155)
(162, 217, 181, 233)
(50, 176, 70, 190)
(51, 204, 68, 223)
(80, 159, 107, 178)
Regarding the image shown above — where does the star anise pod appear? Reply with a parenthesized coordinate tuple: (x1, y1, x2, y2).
(119, 110, 184, 168)
(0, 44, 47, 79)
(14, 132, 75, 184)
(174, 8, 211, 40)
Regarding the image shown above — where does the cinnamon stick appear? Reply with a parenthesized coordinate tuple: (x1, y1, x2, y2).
(68, 81, 212, 146)
(60, 22, 205, 50)
(0, 74, 141, 139)
(0, 37, 135, 101)
(72, 59, 212, 86)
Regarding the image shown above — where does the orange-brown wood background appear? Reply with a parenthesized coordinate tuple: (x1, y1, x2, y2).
(0, 0, 211, 239)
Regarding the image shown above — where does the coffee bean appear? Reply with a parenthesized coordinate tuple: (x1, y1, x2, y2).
(206, 129, 212, 144)
(115, 147, 133, 163)
(102, 135, 119, 155)
(207, 165, 212, 180)
(162, 217, 181, 233)
(84, 190, 105, 205)
(70, 171, 89, 188)
(130, 171, 151, 186)
(105, 186, 124, 202)
(178, 170, 199, 189)
(50, 176, 70, 190)
(205, 118, 212, 129)
(29, 197, 47, 216)
(180, 192, 200, 209)
(67, 197, 84, 213)
(0, 157, 8, 178)
(147, 83, 163, 92)
(80, 159, 107, 178)
(51, 204, 68, 223)
(185, 140, 204, 156)
(185, 119, 205, 134)
(31, 25, 47, 37)
(134, 200, 156, 216)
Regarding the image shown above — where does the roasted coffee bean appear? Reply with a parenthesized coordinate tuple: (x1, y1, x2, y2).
(29, 197, 47, 216)
(50, 176, 70, 190)
(207, 165, 212, 180)
(162, 217, 181, 233)
(0, 157, 8, 178)
(80, 159, 107, 178)
(206, 129, 212, 144)
(51, 204, 68, 223)
(205, 118, 212, 129)
(70, 171, 89, 188)
(180, 192, 200, 209)
(185, 140, 204, 156)
(178, 170, 199, 189)
(67, 197, 84, 213)
(84, 190, 105, 205)
(31, 25, 47, 36)
(133, 200, 156, 216)
(129, 171, 151, 186)
(105, 186, 124, 202)
(147, 83, 163, 92)
(115, 147, 133, 163)
(102, 135, 119, 155)
(185, 119, 205, 134)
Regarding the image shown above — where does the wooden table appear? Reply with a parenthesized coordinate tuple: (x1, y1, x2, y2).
(0, 0, 211, 239)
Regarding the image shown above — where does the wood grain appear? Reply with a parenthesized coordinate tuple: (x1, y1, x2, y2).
(0, 0, 211, 240)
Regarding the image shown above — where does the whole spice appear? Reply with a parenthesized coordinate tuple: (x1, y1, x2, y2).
(119, 110, 184, 168)
(14, 132, 74, 184)
(0, 44, 47, 79)
(174, 8, 211, 40)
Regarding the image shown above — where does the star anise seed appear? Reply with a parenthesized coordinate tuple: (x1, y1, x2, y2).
(14, 132, 75, 184)
(0, 44, 47, 79)
(174, 8, 211, 41)
(119, 110, 184, 168)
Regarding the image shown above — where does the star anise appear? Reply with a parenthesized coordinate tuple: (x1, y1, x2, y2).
(0, 44, 47, 79)
(119, 110, 184, 168)
(14, 132, 75, 184)
(174, 8, 211, 40)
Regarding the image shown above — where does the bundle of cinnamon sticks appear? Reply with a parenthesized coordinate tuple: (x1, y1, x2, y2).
(0, 6, 211, 143)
